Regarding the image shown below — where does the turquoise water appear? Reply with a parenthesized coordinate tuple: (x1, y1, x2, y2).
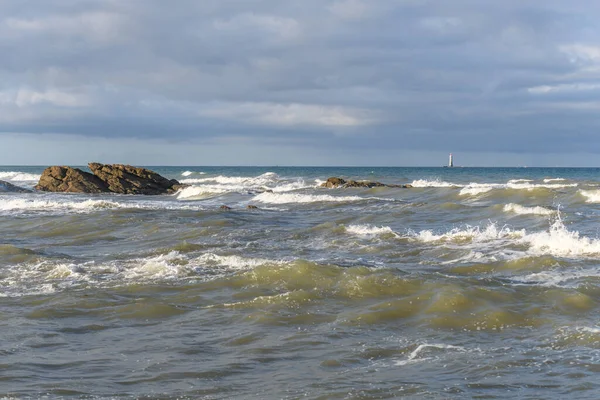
(2, 166, 600, 398)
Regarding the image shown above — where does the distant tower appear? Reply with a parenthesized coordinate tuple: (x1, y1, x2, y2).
(449, 153, 454, 168)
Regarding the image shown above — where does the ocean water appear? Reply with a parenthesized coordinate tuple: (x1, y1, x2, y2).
(2, 165, 600, 399)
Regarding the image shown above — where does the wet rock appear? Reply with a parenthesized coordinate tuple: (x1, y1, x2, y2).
(220, 205, 232, 210)
(0, 180, 31, 193)
(321, 177, 412, 189)
(35, 166, 110, 193)
(88, 163, 183, 195)
(247, 205, 259, 209)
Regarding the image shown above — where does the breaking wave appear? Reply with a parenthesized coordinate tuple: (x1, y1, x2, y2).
(252, 192, 392, 204)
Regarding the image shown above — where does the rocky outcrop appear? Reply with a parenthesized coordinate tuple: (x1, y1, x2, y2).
(35, 166, 110, 193)
(35, 163, 185, 195)
(88, 163, 184, 195)
(321, 177, 412, 189)
(0, 180, 31, 193)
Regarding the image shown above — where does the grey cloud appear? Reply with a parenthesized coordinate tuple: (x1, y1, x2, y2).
(2, 0, 600, 163)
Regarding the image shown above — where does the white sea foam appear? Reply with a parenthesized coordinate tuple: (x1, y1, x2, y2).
(579, 190, 600, 203)
(412, 214, 600, 259)
(176, 186, 228, 200)
(459, 181, 578, 197)
(412, 223, 523, 243)
(252, 192, 391, 204)
(0, 198, 123, 212)
(0, 171, 41, 182)
(346, 224, 399, 238)
(503, 203, 556, 216)
(2, 251, 284, 297)
(508, 179, 534, 184)
(410, 179, 456, 188)
(507, 182, 577, 190)
(182, 172, 279, 186)
(182, 171, 193, 176)
(543, 178, 565, 183)
(521, 218, 600, 257)
(459, 184, 496, 196)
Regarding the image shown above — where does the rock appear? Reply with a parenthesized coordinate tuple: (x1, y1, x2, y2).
(220, 205, 232, 210)
(247, 205, 259, 209)
(321, 177, 411, 189)
(322, 177, 347, 188)
(88, 163, 183, 195)
(35, 166, 111, 193)
(0, 180, 31, 193)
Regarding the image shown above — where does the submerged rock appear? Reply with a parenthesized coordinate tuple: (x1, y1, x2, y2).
(35, 163, 185, 195)
(321, 177, 412, 189)
(220, 205, 232, 210)
(0, 180, 31, 193)
(247, 205, 259, 209)
(35, 166, 110, 193)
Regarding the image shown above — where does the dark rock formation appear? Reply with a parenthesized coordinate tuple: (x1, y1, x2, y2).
(321, 177, 412, 189)
(0, 180, 31, 193)
(35, 166, 110, 193)
(88, 163, 184, 195)
(220, 205, 232, 210)
(247, 205, 259, 209)
(35, 163, 186, 195)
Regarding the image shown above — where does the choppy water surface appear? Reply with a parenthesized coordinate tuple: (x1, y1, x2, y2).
(2, 166, 600, 399)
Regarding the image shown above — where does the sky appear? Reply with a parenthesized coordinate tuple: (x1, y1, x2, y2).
(2, 0, 600, 166)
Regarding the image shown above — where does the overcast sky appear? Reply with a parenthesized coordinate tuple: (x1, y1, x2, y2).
(2, 0, 600, 166)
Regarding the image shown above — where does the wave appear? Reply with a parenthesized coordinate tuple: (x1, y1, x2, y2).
(0, 198, 123, 213)
(181, 170, 206, 177)
(543, 178, 566, 183)
(459, 184, 496, 196)
(508, 179, 533, 184)
(579, 190, 600, 203)
(410, 179, 456, 188)
(1, 251, 283, 297)
(459, 181, 578, 197)
(411, 215, 600, 258)
(176, 186, 228, 200)
(181, 172, 279, 186)
(0, 171, 41, 182)
(345, 224, 399, 238)
(411, 223, 522, 243)
(251, 192, 392, 204)
(502, 203, 556, 216)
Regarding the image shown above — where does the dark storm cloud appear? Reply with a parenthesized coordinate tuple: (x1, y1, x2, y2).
(2, 0, 600, 155)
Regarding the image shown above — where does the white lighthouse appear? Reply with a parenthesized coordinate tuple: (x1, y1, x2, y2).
(448, 153, 454, 168)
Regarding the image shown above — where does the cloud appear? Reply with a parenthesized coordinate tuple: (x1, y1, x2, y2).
(198, 102, 381, 128)
(2, 0, 600, 165)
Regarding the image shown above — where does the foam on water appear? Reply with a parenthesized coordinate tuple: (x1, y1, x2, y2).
(346, 224, 399, 238)
(0, 198, 123, 213)
(410, 179, 456, 188)
(459, 184, 496, 196)
(252, 192, 394, 204)
(544, 178, 566, 183)
(2, 251, 284, 297)
(0, 171, 41, 182)
(579, 190, 600, 203)
(503, 203, 556, 216)
(176, 186, 228, 200)
(459, 181, 578, 197)
(412, 212, 600, 260)
(521, 217, 600, 257)
(412, 223, 522, 244)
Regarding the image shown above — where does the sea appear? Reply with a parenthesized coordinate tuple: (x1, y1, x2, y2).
(2, 165, 600, 399)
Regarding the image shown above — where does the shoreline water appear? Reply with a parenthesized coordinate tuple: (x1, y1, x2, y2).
(2, 165, 600, 398)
